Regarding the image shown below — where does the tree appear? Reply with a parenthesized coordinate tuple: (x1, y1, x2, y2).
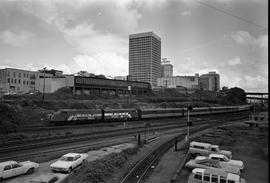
(220, 87, 246, 105)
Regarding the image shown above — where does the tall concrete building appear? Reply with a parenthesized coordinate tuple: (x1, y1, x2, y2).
(199, 71, 220, 92)
(129, 31, 161, 87)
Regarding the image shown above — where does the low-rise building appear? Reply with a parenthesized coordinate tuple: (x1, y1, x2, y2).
(157, 73, 199, 89)
(0, 67, 72, 94)
(199, 71, 220, 92)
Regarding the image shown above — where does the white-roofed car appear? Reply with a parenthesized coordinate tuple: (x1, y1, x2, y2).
(188, 168, 246, 183)
(188, 141, 232, 159)
(28, 173, 66, 183)
(50, 153, 88, 174)
(208, 154, 244, 171)
(185, 157, 240, 175)
(0, 160, 39, 181)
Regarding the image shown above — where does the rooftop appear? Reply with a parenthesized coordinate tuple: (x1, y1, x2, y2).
(129, 31, 161, 41)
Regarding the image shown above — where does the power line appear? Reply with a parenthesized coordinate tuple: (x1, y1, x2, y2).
(195, 0, 268, 31)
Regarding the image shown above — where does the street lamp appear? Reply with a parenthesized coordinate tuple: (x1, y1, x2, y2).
(42, 67, 46, 101)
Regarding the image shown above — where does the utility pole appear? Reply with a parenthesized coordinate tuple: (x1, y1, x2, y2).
(42, 67, 46, 101)
(186, 105, 193, 141)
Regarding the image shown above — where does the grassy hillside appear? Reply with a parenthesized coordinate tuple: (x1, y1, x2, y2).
(0, 87, 255, 133)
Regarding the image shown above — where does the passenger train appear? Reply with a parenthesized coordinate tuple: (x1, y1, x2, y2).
(48, 105, 252, 125)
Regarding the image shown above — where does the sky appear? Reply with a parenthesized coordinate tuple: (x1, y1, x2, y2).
(0, 0, 268, 92)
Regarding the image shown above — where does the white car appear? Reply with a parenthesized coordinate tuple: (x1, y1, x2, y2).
(185, 157, 240, 175)
(207, 154, 244, 170)
(50, 153, 88, 173)
(0, 160, 39, 181)
(196, 154, 244, 171)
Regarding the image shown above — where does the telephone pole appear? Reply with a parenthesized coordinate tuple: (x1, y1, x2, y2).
(42, 67, 46, 101)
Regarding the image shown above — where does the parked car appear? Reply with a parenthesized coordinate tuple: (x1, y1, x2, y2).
(188, 141, 232, 159)
(28, 173, 66, 183)
(50, 153, 88, 173)
(0, 160, 39, 181)
(185, 157, 240, 175)
(188, 168, 246, 183)
(203, 154, 244, 171)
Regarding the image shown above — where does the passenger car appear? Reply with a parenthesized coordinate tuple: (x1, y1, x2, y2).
(188, 141, 232, 159)
(185, 158, 240, 175)
(206, 154, 244, 170)
(188, 168, 246, 183)
(0, 160, 39, 181)
(28, 173, 65, 183)
(50, 153, 88, 173)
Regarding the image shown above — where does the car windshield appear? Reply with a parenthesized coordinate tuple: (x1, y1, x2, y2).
(60, 156, 74, 161)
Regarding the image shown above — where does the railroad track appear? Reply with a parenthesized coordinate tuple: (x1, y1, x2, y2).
(0, 112, 248, 152)
(120, 113, 248, 183)
(0, 112, 249, 162)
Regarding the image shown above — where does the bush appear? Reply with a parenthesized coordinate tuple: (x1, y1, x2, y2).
(0, 104, 21, 134)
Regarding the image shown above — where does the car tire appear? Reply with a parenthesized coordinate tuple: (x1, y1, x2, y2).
(67, 167, 72, 174)
(27, 168, 35, 174)
(0, 177, 3, 182)
(82, 159, 86, 165)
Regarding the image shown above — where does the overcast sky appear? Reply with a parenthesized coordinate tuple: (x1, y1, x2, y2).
(0, 0, 268, 92)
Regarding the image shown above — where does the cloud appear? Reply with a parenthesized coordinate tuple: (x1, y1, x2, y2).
(173, 57, 219, 76)
(227, 56, 241, 66)
(231, 31, 268, 49)
(72, 52, 128, 76)
(0, 30, 35, 46)
(60, 22, 127, 55)
(181, 10, 192, 16)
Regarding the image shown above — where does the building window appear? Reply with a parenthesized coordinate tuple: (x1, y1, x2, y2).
(19, 73, 21, 78)
(7, 78, 10, 83)
(13, 72, 16, 77)
(11, 78, 13, 83)
(23, 81, 25, 85)
(18, 79, 21, 84)
(27, 74, 29, 78)
(27, 81, 28, 85)
(14, 79, 16, 84)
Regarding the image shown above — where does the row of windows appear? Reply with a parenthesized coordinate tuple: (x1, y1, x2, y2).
(7, 78, 34, 85)
(7, 71, 29, 78)
(193, 173, 235, 183)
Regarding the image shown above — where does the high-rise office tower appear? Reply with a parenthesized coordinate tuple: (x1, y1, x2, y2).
(129, 31, 161, 87)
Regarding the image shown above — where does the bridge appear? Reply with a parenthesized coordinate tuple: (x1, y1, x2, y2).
(245, 92, 268, 104)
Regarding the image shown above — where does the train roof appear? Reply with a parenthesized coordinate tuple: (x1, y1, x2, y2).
(59, 109, 101, 112)
(141, 108, 183, 111)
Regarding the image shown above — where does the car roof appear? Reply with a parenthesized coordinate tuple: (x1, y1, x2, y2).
(0, 161, 17, 166)
(63, 153, 80, 157)
(197, 158, 220, 164)
(190, 141, 211, 147)
(210, 154, 225, 158)
(30, 174, 58, 181)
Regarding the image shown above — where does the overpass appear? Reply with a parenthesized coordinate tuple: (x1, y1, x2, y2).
(245, 92, 268, 104)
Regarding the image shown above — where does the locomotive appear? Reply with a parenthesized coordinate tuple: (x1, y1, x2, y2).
(48, 105, 252, 125)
